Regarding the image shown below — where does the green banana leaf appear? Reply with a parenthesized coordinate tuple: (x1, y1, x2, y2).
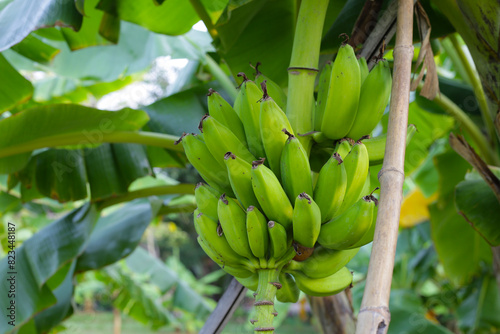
(3, 22, 213, 84)
(144, 88, 209, 137)
(455, 171, 500, 246)
(60, 0, 115, 50)
(76, 199, 162, 272)
(0, 0, 82, 51)
(0, 104, 149, 174)
(430, 149, 492, 286)
(457, 275, 500, 332)
(96, 0, 199, 36)
(0, 203, 98, 334)
(31, 261, 76, 333)
(0, 55, 33, 113)
(125, 247, 213, 318)
(105, 263, 176, 329)
(0, 191, 21, 214)
(388, 290, 453, 334)
(210, 0, 296, 87)
(0, 198, 198, 333)
(10, 34, 60, 64)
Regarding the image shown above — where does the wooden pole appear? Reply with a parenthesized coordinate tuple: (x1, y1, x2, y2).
(355, 0, 414, 333)
(199, 279, 246, 334)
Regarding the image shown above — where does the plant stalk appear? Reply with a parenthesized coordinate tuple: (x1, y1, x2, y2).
(96, 184, 195, 210)
(252, 269, 280, 334)
(286, 0, 330, 154)
(447, 33, 497, 145)
(0, 131, 183, 159)
(205, 54, 238, 101)
(355, 0, 414, 333)
(419, 83, 500, 166)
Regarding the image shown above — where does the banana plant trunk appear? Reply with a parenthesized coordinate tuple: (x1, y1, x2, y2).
(309, 290, 356, 334)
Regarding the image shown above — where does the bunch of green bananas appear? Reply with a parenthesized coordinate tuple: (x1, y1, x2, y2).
(177, 48, 409, 330)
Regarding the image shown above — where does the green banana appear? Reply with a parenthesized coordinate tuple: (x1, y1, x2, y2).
(321, 44, 361, 140)
(235, 73, 267, 159)
(293, 267, 353, 297)
(194, 182, 220, 221)
(235, 273, 259, 291)
(284, 246, 359, 279)
(268, 220, 290, 260)
(251, 159, 294, 230)
(260, 81, 295, 179)
(199, 114, 255, 167)
(317, 194, 377, 250)
(347, 194, 379, 249)
(365, 124, 417, 165)
(358, 56, 369, 85)
(276, 272, 300, 303)
(218, 194, 255, 260)
(334, 139, 352, 160)
(179, 133, 234, 196)
(224, 152, 261, 211)
(292, 193, 321, 248)
(280, 129, 313, 202)
(194, 212, 252, 269)
(254, 62, 287, 112)
(314, 61, 333, 131)
(309, 145, 332, 173)
(207, 88, 247, 146)
(221, 264, 255, 279)
(347, 60, 392, 140)
(246, 205, 269, 259)
(313, 153, 347, 223)
(337, 141, 369, 215)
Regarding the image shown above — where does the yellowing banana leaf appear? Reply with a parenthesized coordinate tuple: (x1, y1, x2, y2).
(0, 104, 149, 174)
(400, 189, 438, 228)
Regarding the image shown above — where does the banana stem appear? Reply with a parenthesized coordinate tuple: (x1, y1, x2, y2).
(253, 269, 280, 334)
(205, 54, 238, 101)
(0, 131, 183, 160)
(417, 82, 500, 166)
(96, 184, 196, 210)
(286, 0, 330, 154)
(447, 33, 497, 144)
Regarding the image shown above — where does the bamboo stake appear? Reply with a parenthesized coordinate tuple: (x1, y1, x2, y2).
(355, 0, 414, 333)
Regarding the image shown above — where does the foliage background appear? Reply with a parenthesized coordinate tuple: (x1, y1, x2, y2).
(0, 0, 499, 333)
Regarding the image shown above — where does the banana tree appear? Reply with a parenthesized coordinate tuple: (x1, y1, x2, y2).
(0, 0, 499, 334)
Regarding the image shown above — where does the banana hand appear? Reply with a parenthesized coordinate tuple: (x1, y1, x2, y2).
(293, 267, 353, 297)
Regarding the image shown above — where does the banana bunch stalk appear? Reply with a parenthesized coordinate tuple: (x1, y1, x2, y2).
(177, 50, 399, 332)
